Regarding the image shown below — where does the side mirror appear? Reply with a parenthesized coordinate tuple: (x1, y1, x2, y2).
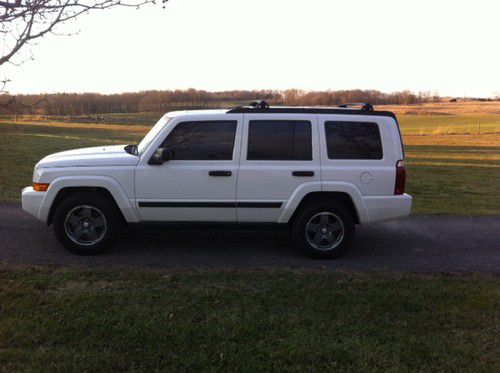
(148, 148, 174, 165)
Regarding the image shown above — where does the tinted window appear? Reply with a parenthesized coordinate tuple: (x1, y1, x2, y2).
(325, 121, 383, 159)
(247, 120, 312, 160)
(161, 121, 236, 160)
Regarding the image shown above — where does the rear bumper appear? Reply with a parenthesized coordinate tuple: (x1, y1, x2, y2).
(362, 193, 412, 223)
(21, 187, 46, 221)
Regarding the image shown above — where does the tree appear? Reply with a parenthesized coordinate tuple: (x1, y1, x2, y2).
(0, 0, 167, 92)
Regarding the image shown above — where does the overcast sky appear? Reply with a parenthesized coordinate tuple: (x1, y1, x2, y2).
(3, 0, 500, 96)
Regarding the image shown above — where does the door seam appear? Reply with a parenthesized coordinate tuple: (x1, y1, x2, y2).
(234, 114, 245, 222)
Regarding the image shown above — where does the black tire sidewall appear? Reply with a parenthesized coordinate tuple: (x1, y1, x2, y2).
(53, 192, 119, 255)
(293, 201, 355, 259)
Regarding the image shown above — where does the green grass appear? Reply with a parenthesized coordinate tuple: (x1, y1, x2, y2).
(0, 122, 143, 202)
(0, 266, 498, 371)
(399, 115, 500, 135)
(0, 114, 499, 214)
(405, 145, 500, 214)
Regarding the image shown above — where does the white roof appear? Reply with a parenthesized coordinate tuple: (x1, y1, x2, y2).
(165, 109, 229, 117)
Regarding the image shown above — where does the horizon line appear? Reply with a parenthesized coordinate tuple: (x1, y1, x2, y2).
(4, 88, 498, 100)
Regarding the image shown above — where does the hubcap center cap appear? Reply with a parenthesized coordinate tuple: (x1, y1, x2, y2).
(81, 219, 92, 230)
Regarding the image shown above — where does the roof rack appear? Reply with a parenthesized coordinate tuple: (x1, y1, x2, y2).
(249, 100, 270, 109)
(226, 101, 395, 118)
(337, 103, 374, 111)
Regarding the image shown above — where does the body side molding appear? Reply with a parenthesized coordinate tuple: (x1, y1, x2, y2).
(138, 201, 283, 208)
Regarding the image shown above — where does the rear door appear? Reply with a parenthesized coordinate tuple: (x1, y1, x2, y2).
(236, 114, 320, 222)
(135, 114, 243, 222)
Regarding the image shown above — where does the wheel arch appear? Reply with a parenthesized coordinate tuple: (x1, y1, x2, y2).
(47, 186, 126, 226)
(40, 176, 139, 225)
(288, 191, 360, 225)
(278, 182, 368, 224)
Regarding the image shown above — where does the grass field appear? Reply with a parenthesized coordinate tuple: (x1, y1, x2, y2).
(0, 266, 498, 371)
(1, 104, 499, 371)
(0, 110, 499, 214)
(378, 101, 500, 115)
(398, 114, 500, 214)
(399, 114, 500, 135)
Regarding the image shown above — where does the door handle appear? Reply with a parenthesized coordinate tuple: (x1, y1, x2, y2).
(209, 170, 232, 177)
(292, 171, 315, 177)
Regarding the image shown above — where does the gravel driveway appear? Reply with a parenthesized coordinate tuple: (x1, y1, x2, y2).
(1, 203, 498, 273)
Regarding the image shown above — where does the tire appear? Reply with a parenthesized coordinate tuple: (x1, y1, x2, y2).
(52, 191, 120, 255)
(292, 201, 355, 259)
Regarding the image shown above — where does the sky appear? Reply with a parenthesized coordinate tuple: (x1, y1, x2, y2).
(2, 0, 500, 97)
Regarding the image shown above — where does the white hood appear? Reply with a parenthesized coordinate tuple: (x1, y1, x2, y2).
(37, 145, 140, 168)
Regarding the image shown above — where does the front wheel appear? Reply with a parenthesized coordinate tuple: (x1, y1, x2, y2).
(293, 201, 355, 259)
(53, 192, 120, 255)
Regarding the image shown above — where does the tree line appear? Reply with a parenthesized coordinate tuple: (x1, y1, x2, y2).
(0, 88, 440, 115)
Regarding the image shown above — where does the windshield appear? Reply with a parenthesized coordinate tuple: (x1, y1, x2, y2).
(137, 116, 172, 155)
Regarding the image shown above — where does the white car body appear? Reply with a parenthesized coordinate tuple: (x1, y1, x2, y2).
(22, 107, 412, 228)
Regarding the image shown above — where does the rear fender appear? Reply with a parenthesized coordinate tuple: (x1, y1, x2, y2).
(278, 181, 368, 223)
(277, 182, 321, 223)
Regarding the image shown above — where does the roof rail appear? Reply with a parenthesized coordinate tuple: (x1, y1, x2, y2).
(338, 103, 374, 111)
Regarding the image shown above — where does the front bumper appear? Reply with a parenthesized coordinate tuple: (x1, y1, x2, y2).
(21, 187, 46, 221)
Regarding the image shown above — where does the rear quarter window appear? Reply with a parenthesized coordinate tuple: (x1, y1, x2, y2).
(324, 121, 383, 160)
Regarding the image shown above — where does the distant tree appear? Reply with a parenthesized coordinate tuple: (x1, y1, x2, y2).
(0, 0, 167, 93)
(0, 89, 445, 115)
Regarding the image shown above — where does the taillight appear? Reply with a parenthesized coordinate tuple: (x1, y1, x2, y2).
(394, 160, 406, 195)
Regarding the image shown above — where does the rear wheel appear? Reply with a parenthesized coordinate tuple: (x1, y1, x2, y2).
(293, 201, 355, 259)
(53, 192, 120, 255)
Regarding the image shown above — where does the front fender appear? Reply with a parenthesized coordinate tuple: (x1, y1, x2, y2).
(39, 175, 139, 223)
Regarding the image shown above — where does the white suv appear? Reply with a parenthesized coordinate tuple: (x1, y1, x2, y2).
(21, 102, 412, 258)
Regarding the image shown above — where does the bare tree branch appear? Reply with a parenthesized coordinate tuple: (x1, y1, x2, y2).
(0, 0, 165, 94)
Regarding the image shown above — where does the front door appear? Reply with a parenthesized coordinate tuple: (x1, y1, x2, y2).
(135, 115, 243, 222)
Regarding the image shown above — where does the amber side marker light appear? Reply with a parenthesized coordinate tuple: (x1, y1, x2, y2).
(33, 183, 50, 192)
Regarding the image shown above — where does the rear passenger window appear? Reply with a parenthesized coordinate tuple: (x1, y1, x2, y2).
(325, 121, 383, 160)
(247, 120, 312, 161)
(161, 121, 237, 160)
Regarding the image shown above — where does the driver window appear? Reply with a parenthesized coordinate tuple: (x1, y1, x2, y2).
(160, 121, 237, 160)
